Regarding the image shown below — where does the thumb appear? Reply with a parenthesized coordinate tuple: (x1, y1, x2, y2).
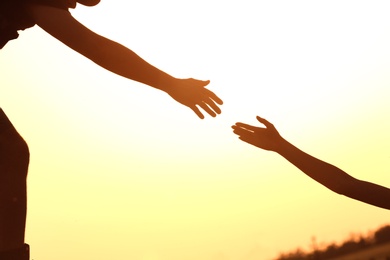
(256, 116, 275, 129)
(189, 78, 210, 87)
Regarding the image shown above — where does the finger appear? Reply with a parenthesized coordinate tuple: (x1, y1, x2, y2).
(190, 105, 204, 119)
(203, 79, 211, 86)
(232, 126, 255, 137)
(203, 88, 223, 105)
(238, 136, 257, 147)
(204, 97, 222, 115)
(232, 124, 251, 132)
(234, 123, 261, 132)
(232, 125, 244, 134)
(256, 116, 273, 127)
(198, 102, 217, 117)
(191, 78, 210, 87)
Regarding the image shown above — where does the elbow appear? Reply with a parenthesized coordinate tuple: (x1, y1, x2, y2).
(325, 182, 345, 196)
(331, 183, 349, 196)
(328, 177, 359, 197)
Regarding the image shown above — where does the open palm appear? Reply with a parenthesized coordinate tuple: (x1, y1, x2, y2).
(232, 116, 282, 151)
(166, 78, 223, 119)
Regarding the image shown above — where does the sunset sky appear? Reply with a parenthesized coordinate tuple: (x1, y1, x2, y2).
(1, 0, 390, 259)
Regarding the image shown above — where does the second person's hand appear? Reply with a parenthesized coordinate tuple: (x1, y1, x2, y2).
(232, 116, 283, 151)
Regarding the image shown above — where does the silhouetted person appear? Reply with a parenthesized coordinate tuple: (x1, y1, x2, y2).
(232, 116, 390, 210)
(0, 1, 223, 259)
(0, 109, 30, 260)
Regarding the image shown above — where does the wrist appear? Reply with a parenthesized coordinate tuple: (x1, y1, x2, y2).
(154, 74, 178, 93)
(273, 137, 290, 154)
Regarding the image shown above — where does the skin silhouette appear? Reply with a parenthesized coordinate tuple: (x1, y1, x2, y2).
(0, 109, 30, 260)
(1, 1, 222, 259)
(232, 116, 390, 210)
(26, 4, 223, 119)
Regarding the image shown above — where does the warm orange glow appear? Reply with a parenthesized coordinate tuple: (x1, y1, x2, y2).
(1, 1, 390, 259)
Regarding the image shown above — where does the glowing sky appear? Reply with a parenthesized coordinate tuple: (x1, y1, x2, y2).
(1, 0, 390, 259)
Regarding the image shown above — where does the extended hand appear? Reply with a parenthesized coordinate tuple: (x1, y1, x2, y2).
(166, 78, 223, 119)
(232, 116, 283, 151)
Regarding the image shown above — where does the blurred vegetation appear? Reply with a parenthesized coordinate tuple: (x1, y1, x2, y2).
(274, 224, 390, 260)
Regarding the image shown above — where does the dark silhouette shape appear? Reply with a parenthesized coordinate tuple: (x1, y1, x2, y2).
(275, 225, 390, 260)
(0, 109, 30, 260)
(1, 1, 223, 119)
(374, 225, 390, 245)
(232, 116, 390, 210)
(1, 1, 223, 259)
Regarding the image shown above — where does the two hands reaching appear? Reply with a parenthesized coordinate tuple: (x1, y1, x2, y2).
(28, 1, 390, 210)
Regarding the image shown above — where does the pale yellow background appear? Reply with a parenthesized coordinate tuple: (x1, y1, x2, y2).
(1, 0, 390, 259)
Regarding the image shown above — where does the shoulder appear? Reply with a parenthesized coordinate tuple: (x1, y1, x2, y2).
(0, 0, 75, 50)
(0, 0, 35, 49)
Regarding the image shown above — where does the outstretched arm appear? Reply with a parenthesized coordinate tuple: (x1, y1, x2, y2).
(232, 116, 390, 210)
(26, 4, 222, 119)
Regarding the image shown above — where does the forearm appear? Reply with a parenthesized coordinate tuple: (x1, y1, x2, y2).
(347, 180, 390, 210)
(275, 139, 390, 209)
(30, 5, 177, 92)
(80, 34, 177, 92)
(275, 139, 356, 194)
(232, 117, 390, 210)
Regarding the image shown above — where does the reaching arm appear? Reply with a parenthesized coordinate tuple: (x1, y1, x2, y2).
(232, 116, 390, 210)
(26, 4, 222, 119)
